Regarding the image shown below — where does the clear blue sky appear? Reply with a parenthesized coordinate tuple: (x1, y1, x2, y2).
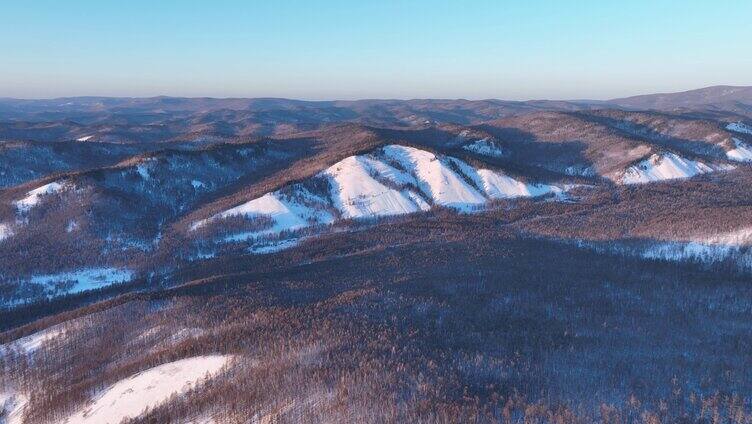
(2, 0, 751, 100)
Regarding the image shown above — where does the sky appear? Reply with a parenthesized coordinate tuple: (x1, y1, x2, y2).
(2, 0, 751, 100)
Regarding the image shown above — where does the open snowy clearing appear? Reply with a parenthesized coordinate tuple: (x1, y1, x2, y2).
(64, 355, 232, 424)
(28, 267, 134, 296)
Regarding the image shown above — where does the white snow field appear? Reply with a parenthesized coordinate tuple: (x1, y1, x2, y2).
(726, 138, 752, 162)
(193, 145, 566, 244)
(0, 392, 28, 424)
(64, 355, 232, 424)
(76, 135, 94, 141)
(13, 181, 71, 212)
(620, 152, 731, 185)
(29, 267, 134, 295)
(462, 138, 505, 158)
(726, 122, 752, 135)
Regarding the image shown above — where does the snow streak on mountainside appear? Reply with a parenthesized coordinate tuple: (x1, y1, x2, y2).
(726, 122, 752, 135)
(193, 145, 564, 243)
(620, 152, 732, 184)
(64, 355, 232, 424)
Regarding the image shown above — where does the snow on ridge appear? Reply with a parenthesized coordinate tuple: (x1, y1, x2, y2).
(462, 138, 505, 158)
(620, 152, 732, 185)
(726, 122, 752, 135)
(14, 181, 71, 212)
(76, 135, 94, 141)
(194, 145, 567, 248)
(65, 355, 232, 424)
(726, 138, 752, 162)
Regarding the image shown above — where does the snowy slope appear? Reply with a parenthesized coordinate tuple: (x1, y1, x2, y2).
(620, 152, 730, 185)
(64, 355, 232, 424)
(13, 181, 71, 212)
(476, 169, 562, 199)
(726, 122, 752, 135)
(325, 155, 429, 218)
(726, 138, 752, 162)
(0, 392, 28, 424)
(382, 145, 487, 210)
(195, 145, 566, 244)
(0, 325, 67, 355)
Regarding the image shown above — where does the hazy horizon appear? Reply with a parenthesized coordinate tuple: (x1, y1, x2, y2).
(4, 83, 751, 103)
(3, 0, 752, 100)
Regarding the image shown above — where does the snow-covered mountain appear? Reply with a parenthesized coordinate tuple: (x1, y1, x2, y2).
(193, 145, 566, 245)
(619, 152, 733, 184)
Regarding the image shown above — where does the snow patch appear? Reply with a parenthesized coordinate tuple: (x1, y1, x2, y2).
(29, 267, 133, 296)
(726, 138, 752, 162)
(620, 152, 729, 185)
(0, 223, 12, 242)
(191, 180, 206, 189)
(66, 220, 79, 233)
(14, 181, 70, 212)
(462, 138, 505, 158)
(76, 135, 94, 141)
(136, 163, 151, 180)
(64, 355, 232, 424)
(726, 122, 752, 135)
